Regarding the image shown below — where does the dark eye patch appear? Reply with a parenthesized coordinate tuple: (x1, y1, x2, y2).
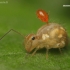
(32, 37, 35, 40)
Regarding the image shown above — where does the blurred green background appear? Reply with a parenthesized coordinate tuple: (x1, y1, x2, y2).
(0, 0, 70, 70)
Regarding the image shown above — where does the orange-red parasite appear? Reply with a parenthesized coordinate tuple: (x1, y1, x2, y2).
(37, 9, 49, 23)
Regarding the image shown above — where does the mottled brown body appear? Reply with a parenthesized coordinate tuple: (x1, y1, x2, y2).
(25, 23, 68, 57)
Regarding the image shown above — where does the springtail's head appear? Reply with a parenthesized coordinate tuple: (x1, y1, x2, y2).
(24, 34, 39, 53)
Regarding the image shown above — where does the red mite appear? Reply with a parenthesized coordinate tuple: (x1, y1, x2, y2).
(36, 9, 49, 23)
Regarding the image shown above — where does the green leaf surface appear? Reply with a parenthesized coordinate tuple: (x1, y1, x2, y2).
(0, 0, 70, 70)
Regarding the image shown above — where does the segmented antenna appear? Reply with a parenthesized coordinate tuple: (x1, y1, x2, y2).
(0, 29, 24, 40)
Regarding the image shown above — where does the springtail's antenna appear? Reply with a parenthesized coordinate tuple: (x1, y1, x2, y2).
(0, 29, 24, 40)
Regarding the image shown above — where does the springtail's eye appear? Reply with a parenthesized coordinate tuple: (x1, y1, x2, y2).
(32, 37, 35, 40)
